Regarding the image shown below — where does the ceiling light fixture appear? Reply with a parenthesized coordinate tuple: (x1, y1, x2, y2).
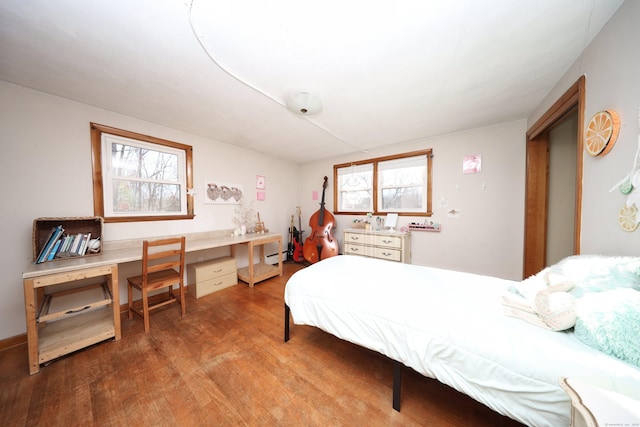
(285, 92, 322, 115)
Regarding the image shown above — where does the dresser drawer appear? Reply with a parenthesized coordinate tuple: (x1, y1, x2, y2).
(344, 232, 366, 244)
(192, 272, 237, 298)
(373, 247, 402, 262)
(188, 256, 236, 283)
(343, 243, 373, 257)
(372, 234, 402, 249)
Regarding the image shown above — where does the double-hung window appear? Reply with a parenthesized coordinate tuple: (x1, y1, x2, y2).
(334, 149, 432, 216)
(91, 123, 194, 223)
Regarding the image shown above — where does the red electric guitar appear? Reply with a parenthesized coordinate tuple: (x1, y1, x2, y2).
(292, 206, 305, 262)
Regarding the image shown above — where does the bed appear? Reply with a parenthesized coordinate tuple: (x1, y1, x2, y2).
(283, 255, 640, 426)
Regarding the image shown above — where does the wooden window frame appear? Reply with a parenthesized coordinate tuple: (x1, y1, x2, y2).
(333, 148, 433, 217)
(90, 123, 194, 223)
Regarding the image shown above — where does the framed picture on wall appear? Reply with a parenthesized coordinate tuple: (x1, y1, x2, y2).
(204, 181, 244, 204)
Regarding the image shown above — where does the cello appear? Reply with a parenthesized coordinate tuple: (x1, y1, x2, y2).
(303, 176, 339, 264)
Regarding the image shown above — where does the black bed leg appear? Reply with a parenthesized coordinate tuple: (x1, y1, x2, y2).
(393, 360, 402, 411)
(284, 304, 290, 342)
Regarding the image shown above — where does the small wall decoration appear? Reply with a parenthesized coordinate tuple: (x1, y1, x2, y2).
(463, 154, 482, 174)
(204, 181, 244, 204)
(257, 191, 265, 201)
(256, 175, 266, 190)
(609, 112, 640, 232)
(585, 110, 620, 157)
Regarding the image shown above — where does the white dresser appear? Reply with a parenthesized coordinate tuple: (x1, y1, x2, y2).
(343, 228, 411, 263)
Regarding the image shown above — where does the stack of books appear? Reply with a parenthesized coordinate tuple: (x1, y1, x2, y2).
(35, 225, 93, 263)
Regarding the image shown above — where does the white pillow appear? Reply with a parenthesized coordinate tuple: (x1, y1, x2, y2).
(504, 272, 577, 331)
(534, 291, 577, 331)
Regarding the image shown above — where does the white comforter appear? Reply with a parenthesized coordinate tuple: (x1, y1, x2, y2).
(284, 255, 640, 427)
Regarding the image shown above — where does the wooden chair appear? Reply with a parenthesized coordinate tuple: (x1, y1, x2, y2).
(127, 237, 186, 332)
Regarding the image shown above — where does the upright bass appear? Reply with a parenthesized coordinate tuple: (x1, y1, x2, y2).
(303, 176, 339, 264)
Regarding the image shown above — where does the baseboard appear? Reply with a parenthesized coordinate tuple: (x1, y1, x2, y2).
(0, 334, 26, 351)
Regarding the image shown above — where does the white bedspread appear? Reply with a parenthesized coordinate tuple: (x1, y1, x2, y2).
(284, 255, 640, 427)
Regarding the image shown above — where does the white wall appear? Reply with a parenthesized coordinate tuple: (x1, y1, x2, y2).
(0, 81, 299, 340)
(528, 0, 640, 256)
(296, 120, 527, 280)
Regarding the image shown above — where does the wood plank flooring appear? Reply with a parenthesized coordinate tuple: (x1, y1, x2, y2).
(1, 261, 524, 426)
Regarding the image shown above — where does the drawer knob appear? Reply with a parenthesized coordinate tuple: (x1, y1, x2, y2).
(382, 239, 392, 244)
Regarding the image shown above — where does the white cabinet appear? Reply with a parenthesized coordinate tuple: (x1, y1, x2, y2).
(343, 228, 411, 263)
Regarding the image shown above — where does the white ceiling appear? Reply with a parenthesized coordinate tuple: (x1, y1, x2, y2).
(0, 0, 624, 164)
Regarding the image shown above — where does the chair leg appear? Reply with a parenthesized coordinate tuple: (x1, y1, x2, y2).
(127, 281, 133, 320)
(179, 283, 186, 316)
(142, 287, 150, 332)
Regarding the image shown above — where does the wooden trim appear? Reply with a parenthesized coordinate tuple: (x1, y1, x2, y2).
(574, 78, 585, 255)
(524, 76, 584, 277)
(523, 134, 550, 277)
(90, 122, 195, 223)
(527, 77, 583, 140)
(333, 148, 433, 216)
(0, 334, 26, 352)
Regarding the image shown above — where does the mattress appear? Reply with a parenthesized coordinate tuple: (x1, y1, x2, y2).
(284, 255, 640, 426)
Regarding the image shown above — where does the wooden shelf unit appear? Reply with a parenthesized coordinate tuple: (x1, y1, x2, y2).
(23, 264, 120, 375)
(231, 234, 283, 287)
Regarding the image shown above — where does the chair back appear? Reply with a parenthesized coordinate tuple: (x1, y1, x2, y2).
(141, 237, 186, 283)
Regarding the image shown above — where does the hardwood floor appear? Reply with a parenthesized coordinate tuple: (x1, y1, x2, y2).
(1, 262, 524, 426)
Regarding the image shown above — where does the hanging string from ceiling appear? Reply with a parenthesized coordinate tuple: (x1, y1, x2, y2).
(186, 0, 367, 154)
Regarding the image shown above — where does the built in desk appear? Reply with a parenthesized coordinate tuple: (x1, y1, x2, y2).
(22, 230, 283, 374)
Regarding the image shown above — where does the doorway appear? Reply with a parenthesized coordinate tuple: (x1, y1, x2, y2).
(523, 76, 585, 278)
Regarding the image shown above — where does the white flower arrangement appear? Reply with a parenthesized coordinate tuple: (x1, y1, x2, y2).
(233, 197, 256, 228)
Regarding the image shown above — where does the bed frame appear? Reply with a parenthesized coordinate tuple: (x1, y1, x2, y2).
(284, 304, 404, 411)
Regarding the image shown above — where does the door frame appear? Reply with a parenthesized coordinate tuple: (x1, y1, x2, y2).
(523, 76, 585, 278)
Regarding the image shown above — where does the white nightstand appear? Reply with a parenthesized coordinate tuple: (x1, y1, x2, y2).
(560, 377, 640, 427)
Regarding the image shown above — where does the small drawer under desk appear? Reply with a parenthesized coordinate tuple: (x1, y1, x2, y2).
(187, 256, 237, 298)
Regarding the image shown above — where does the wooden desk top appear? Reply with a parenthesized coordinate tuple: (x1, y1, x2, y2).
(22, 231, 282, 279)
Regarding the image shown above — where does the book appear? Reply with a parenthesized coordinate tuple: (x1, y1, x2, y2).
(35, 226, 57, 263)
(70, 233, 83, 254)
(47, 239, 62, 261)
(79, 233, 91, 256)
(37, 225, 63, 263)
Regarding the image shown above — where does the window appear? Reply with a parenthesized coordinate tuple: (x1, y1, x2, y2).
(334, 149, 432, 216)
(91, 123, 194, 223)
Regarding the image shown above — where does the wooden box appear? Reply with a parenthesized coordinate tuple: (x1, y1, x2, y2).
(33, 217, 103, 262)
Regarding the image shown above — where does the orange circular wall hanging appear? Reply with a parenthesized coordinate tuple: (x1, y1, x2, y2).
(585, 109, 620, 157)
